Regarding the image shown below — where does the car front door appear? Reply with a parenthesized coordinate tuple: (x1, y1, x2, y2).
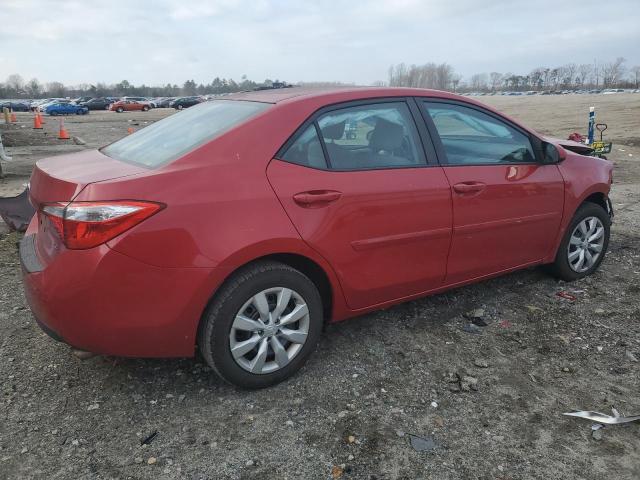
(419, 100, 564, 284)
(267, 99, 453, 310)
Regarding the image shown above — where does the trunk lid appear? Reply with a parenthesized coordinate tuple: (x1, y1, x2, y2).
(29, 149, 147, 207)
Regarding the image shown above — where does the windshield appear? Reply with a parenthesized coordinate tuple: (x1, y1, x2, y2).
(102, 100, 270, 167)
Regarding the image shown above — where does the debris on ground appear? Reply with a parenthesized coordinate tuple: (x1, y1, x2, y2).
(556, 291, 577, 301)
(0, 186, 35, 231)
(140, 430, 158, 446)
(563, 410, 640, 425)
(408, 434, 438, 452)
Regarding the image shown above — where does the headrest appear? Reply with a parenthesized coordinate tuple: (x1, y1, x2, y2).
(369, 118, 404, 152)
(322, 120, 345, 141)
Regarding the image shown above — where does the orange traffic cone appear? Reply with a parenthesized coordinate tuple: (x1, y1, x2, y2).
(10, 111, 17, 123)
(38, 111, 45, 124)
(33, 113, 43, 129)
(58, 118, 70, 140)
(127, 127, 134, 135)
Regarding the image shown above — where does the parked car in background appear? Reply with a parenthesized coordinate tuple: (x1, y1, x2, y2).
(154, 97, 175, 108)
(170, 96, 202, 109)
(21, 87, 614, 388)
(80, 98, 114, 110)
(37, 99, 73, 112)
(0, 101, 31, 112)
(74, 96, 93, 104)
(44, 102, 89, 115)
(122, 96, 152, 107)
(109, 100, 150, 112)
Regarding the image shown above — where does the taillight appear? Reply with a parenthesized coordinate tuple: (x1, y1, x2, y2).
(41, 200, 164, 249)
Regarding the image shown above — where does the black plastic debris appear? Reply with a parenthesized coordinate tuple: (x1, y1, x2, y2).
(0, 187, 35, 232)
(140, 430, 159, 446)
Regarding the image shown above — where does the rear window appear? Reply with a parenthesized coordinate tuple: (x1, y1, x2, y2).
(102, 100, 270, 167)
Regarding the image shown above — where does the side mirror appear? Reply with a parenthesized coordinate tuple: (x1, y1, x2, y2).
(542, 142, 566, 164)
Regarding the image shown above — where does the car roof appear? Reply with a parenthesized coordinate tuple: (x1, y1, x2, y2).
(225, 86, 458, 104)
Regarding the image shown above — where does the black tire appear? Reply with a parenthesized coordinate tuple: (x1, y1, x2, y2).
(116, 107, 124, 113)
(548, 202, 610, 281)
(177, 104, 184, 110)
(198, 261, 323, 389)
(142, 105, 149, 112)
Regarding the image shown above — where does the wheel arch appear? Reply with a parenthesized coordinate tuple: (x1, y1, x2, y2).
(543, 187, 611, 264)
(197, 250, 340, 340)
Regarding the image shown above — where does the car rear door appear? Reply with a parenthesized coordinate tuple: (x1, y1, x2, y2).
(267, 99, 452, 310)
(419, 99, 564, 284)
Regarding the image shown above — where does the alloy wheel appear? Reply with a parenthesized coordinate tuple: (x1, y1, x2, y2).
(567, 216, 605, 272)
(229, 287, 310, 374)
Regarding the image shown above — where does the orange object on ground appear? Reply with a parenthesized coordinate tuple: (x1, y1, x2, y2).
(127, 127, 134, 134)
(58, 119, 70, 140)
(38, 111, 46, 124)
(33, 113, 43, 129)
(10, 112, 17, 123)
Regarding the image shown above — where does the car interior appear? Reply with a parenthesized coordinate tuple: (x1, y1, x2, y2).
(284, 106, 422, 170)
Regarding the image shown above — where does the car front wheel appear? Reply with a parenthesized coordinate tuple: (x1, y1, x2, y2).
(549, 202, 610, 281)
(198, 261, 323, 389)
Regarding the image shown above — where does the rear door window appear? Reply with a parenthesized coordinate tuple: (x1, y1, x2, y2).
(102, 100, 270, 167)
(317, 102, 424, 170)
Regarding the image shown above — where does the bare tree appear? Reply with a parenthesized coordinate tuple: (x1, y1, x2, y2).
(470, 73, 488, 91)
(563, 64, 577, 88)
(388, 63, 455, 91)
(26, 78, 42, 97)
(5, 74, 25, 94)
(602, 57, 626, 87)
(489, 72, 503, 91)
(577, 64, 592, 86)
(631, 66, 640, 89)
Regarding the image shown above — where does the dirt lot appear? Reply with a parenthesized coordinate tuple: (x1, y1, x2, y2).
(1, 95, 639, 480)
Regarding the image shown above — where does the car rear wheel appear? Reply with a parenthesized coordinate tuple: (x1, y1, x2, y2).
(198, 261, 323, 389)
(116, 107, 124, 113)
(548, 202, 610, 281)
(177, 104, 184, 110)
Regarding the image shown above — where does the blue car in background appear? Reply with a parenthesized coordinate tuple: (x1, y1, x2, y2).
(44, 102, 89, 116)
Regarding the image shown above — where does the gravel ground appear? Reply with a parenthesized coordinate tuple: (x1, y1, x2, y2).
(1, 96, 639, 480)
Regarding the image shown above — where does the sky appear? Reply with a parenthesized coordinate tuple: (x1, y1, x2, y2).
(1, 0, 639, 86)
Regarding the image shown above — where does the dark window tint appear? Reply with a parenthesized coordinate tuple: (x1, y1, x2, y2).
(102, 100, 269, 167)
(423, 102, 535, 165)
(317, 102, 424, 170)
(280, 124, 327, 169)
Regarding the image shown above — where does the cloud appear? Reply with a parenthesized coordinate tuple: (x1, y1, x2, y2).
(0, 0, 638, 86)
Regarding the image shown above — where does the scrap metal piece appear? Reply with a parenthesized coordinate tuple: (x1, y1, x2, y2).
(0, 186, 36, 232)
(563, 410, 640, 425)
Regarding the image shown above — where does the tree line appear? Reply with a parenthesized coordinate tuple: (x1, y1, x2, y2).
(2, 57, 639, 99)
(387, 57, 640, 92)
(0, 75, 289, 99)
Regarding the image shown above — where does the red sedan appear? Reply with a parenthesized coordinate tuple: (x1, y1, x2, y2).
(109, 100, 150, 112)
(21, 88, 613, 388)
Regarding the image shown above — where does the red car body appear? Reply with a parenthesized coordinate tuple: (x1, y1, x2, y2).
(109, 100, 149, 112)
(21, 87, 613, 359)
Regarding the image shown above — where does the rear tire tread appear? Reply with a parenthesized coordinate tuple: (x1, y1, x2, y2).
(197, 261, 322, 389)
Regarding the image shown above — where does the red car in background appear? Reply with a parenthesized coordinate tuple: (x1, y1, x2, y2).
(109, 100, 150, 112)
(20, 88, 613, 388)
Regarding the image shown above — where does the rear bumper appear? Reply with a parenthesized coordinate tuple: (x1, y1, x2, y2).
(20, 232, 216, 357)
